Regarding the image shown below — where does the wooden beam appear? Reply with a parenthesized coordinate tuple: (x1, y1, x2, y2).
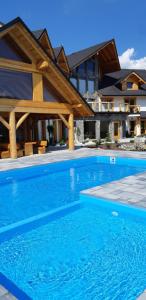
(0, 24, 16, 39)
(14, 107, 71, 114)
(72, 104, 82, 108)
(37, 60, 49, 70)
(0, 116, 10, 129)
(9, 31, 37, 64)
(9, 111, 17, 159)
(16, 23, 49, 62)
(32, 73, 43, 102)
(0, 99, 71, 109)
(68, 113, 74, 150)
(0, 58, 39, 73)
(16, 113, 29, 129)
(58, 114, 69, 129)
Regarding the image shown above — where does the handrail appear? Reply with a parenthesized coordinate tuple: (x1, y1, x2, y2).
(88, 101, 141, 113)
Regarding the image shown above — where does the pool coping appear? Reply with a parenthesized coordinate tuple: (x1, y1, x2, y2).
(1, 148, 146, 172)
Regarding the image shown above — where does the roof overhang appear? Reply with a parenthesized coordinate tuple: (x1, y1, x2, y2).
(121, 72, 145, 84)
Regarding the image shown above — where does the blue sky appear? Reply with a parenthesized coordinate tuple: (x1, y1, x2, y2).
(1, 0, 146, 68)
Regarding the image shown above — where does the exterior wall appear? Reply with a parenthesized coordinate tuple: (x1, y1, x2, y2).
(75, 120, 84, 142)
(136, 97, 146, 111)
(113, 97, 124, 112)
(95, 120, 100, 140)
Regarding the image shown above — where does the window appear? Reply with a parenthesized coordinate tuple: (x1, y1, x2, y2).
(127, 82, 133, 89)
(0, 35, 31, 63)
(87, 59, 95, 76)
(88, 80, 94, 93)
(70, 77, 77, 88)
(77, 63, 86, 76)
(84, 121, 95, 139)
(79, 79, 86, 94)
(43, 77, 58, 102)
(0, 69, 32, 99)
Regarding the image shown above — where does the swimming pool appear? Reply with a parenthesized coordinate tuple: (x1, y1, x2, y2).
(0, 156, 146, 228)
(0, 156, 146, 299)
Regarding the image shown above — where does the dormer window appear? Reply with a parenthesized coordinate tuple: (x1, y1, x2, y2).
(127, 82, 133, 89)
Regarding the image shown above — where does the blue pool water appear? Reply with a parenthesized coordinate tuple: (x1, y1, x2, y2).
(1, 156, 146, 299)
(0, 156, 146, 228)
(1, 198, 146, 300)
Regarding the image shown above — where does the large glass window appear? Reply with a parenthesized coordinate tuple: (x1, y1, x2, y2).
(0, 35, 31, 63)
(77, 63, 86, 76)
(43, 77, 58, 102)
(79, 79, 86, 94)
(0, 69, 32, 99)
(70, 77, 77, 88)
(87, 59, 95, 76)
(88, 80, 95, 93)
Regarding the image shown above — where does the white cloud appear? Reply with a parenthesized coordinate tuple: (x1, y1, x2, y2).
(119, 48, 146, 69)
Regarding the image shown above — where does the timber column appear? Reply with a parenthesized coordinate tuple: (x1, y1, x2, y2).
(68, 113, 74, 150)
(9, 111, 17, 159)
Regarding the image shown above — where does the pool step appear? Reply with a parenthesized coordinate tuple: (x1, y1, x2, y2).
(81, 172, 146, 209)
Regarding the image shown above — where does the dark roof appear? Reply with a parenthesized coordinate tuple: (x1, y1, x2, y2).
(104, 69, 146, 83)
(99, 69, 146, 96)
(32, 29, 45, 39)
(141, 83, 146, 90)
(53, 46, 62, 59)
(67, 40, 113, 69)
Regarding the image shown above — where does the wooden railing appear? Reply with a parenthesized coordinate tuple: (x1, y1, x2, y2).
(88, 101, 140, 113)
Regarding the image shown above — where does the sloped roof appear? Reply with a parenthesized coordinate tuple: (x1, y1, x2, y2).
(0, 17, 93, 116)
(111, 69, 146, 82)
(99, 69, 146, 96)
(32, 29, 45, 39)
(53, 46, 62, 59)
(67, 39, 113, 69)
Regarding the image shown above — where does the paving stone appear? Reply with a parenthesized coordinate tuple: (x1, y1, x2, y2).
(137, 290, 146, 300)
(0, 294, 17, 300)
(0, 286, 8, 297)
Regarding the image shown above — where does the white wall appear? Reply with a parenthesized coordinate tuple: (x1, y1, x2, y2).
(114, 97, 124, 112)
(136, 97, 146, 111)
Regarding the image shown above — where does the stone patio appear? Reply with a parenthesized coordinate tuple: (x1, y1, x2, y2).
(1, 147, 146, 172)
(0, 285, 17, 300)
(81, 172, 146, 209)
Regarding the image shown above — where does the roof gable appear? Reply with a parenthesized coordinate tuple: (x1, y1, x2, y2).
(0, 17, 93, 117)
(0, 34, 31, 63)
(67, 39, 120, 72)
(120, 71, 145, 84)
(54, 46, 62, 59)
(54, 46, 70, 74)
(33, 29, 55, 60)
(32, 29, 44, 40)
(99, 69, 146, 96)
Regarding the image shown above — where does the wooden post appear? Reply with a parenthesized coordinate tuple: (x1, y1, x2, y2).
(32, 73, 43, 102)
(68, 113, 74, 150)
(9, 111, 17, 159)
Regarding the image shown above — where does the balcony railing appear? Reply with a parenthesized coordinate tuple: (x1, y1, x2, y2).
(88, 101, 141, 113)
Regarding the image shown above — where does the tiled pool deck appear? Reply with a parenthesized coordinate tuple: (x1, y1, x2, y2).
(0, 285, 17, 299)
(1, 148, 146, 299)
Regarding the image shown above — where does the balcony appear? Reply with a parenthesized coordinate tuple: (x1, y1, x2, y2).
(88, 101, 141, 113)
